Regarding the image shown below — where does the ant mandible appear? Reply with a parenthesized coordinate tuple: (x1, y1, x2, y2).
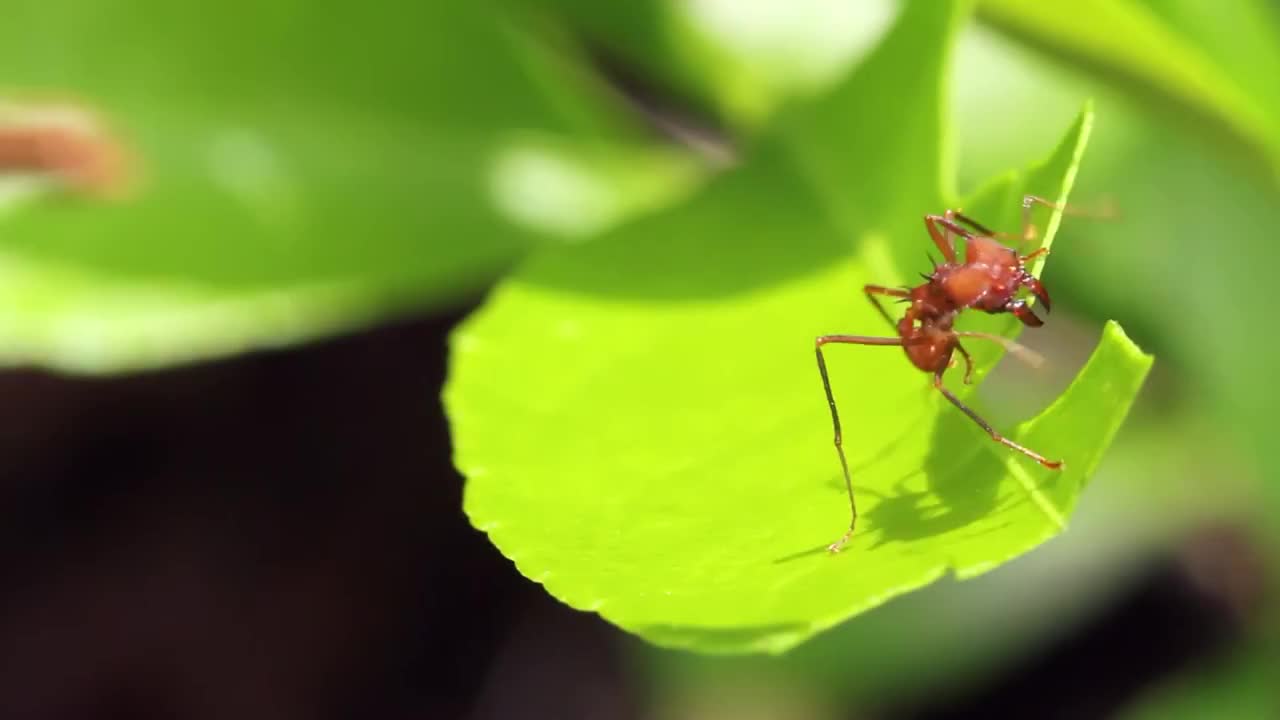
(817, 195, 1071, 553)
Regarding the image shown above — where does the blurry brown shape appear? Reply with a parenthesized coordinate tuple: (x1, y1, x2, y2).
(0, 99, 136, 199)
(1177, 523, 1268, 622)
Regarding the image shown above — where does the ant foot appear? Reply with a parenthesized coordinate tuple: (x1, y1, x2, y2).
(827, 529, 854, 553)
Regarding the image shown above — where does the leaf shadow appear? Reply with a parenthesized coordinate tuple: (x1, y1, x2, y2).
(774, 403, 1007, 563)
(858, 408, 1006, 549)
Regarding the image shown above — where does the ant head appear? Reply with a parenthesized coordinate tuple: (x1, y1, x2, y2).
(967, 236, 1052, 313)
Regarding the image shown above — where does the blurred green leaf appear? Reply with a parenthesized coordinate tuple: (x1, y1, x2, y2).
(513, 0, 724, 122)
(0, 0, 677, 372)
(1142, 0, 1280, 124)
(528, 0, 898, 132)
(976, 0, 1280, 180)
(446, 1, 1151, 654)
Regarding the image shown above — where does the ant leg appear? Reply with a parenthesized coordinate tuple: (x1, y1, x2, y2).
(864, 284, 909, 329)
(950, 210, 997, 238)
(1017, 194, 1116, 241)
(949, 195, 1115, 247)
(953, 208, 1044, 244)
(923, 214, 974, 264)
(933, 371, 1064, 469)
(815, 334, 905, 553)
(1018, 195, 1055, 241)
(954, 342, 975, 384)
(955, 331, 1046, 369)
(1021, 247, 1049, 264)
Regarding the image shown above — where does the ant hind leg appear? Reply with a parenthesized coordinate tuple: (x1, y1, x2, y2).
(933, 371, 1063, 469)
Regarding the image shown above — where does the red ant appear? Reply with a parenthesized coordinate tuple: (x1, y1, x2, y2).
(817, 195, 1075, 553)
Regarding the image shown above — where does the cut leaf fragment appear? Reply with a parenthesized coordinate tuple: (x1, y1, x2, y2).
(448, 1, 1152, 655)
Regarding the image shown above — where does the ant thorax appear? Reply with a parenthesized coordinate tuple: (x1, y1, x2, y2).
(938, 237, 1026, 313)
(896, 287, 958, 373)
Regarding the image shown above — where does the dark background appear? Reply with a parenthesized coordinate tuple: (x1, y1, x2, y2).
(0, 307, 1259, 719)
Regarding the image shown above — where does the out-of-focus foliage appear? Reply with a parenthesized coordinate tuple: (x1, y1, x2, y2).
(521, 0, 899, 130)
(976, 0, 1280, 181)
(0, 0, 699, 371)
(447, 2, 1149, 654)
(0, 0, 1272, 709)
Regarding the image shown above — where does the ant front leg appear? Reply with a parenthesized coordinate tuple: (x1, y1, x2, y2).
(814, 334, 904, 553)
(1020, 247, 1050, 264)
(1017, 194, 1116, 241)
(949, 210, 997, 238)
(1018, 195, 1063, 242)
(954, 195, 1077, 245)
(933, 371, 1064, 469)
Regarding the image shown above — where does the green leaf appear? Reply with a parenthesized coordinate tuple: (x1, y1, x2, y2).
(975, 0, 1280, 180)
(0, 1, 661, 372)
(447, 1, 1152, 654)
(1142, 0, 1280, 125)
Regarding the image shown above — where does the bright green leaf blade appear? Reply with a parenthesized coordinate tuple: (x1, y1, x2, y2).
(448, 2, 1152, 654)
(0, 1, 658, 372)
(975, 0, 1280, 180)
